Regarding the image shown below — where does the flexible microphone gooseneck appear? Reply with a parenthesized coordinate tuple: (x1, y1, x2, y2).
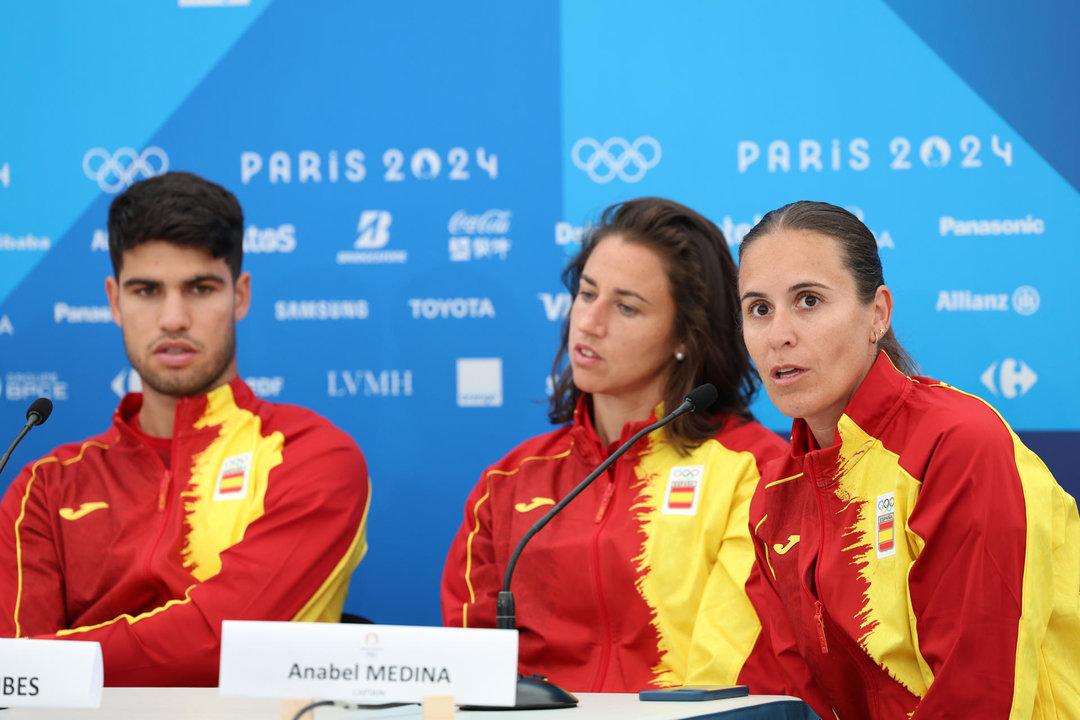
(463, 384, 717, 711)
(496, 382, 718, 630)
(0, 398, 54, 479)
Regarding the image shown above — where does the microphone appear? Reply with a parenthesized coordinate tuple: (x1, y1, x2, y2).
(488, 384, 717, 709)
(0, 398, 53, 479)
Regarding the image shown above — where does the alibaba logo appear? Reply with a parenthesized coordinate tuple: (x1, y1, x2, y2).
(515, 497, 555, 513)
(59, 502, 110, 521)
(772, 535, 800, 555)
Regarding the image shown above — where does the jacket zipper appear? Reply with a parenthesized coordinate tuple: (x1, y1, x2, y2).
(589, 473, 617, 691)
(143, 437, 175, 589)
(814, 600, 829, 654)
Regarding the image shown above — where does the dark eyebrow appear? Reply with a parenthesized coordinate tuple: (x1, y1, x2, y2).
(579, 272, 652, 305)
(740, 281, 832, 304)
(121, 273, 228, 289)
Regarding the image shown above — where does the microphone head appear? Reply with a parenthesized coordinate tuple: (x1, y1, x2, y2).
(685, 384, 718, 413)
(26, 397, 53, 426)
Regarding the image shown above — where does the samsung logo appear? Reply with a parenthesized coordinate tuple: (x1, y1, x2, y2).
(274, 300, 370, 321)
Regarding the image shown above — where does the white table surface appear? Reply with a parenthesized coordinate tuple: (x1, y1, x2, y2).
(1, 687, 812, 719)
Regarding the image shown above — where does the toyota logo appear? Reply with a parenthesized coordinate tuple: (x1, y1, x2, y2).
(83, 147, 169, 193)
(571, 136, 661, 184)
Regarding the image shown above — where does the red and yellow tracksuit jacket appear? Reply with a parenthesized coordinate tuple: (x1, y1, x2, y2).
(749, 353, 1080, 719)
(0, 378, 370, 687)
(441, 398, 788, 693)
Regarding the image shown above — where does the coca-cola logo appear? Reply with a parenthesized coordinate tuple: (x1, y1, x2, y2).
(447, 209, 511, 235)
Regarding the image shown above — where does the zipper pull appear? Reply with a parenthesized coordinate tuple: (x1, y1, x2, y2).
(594, 480, 616, 523)
(158, 469, 170, 512)
(814, 600, 829, 654)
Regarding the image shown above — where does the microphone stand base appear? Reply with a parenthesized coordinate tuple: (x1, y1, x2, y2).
(458, 674, 578, 711)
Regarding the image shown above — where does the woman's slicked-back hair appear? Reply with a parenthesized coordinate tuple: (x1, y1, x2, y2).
(738, 200, 916, 375)
(549, 197, 759, 453)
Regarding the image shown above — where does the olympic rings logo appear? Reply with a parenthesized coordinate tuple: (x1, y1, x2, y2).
(571, 136, 661, 184)
(672, 467, 701, 481)
(877, 496, 895, 513)
(83, 147, 169, 193)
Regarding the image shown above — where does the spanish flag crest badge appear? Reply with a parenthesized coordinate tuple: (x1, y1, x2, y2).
(875, 491, 897, 558)
(214, 452, 252, 501)
(662, 465, 704, 515)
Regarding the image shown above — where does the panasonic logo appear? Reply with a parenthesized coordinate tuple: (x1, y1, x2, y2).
(54, 303, 113, 323)
(408, 298, 495, 319)
(274, 300, 370, 321)
(939, 215, 1045, 236)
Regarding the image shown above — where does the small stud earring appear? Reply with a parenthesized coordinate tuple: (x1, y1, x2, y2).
(675, 350, 686, 361)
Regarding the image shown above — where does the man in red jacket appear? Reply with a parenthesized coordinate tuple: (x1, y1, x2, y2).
(0, 171, 370, 686)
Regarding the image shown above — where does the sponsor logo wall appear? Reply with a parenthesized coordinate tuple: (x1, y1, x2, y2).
(1, 0, 1076, 627)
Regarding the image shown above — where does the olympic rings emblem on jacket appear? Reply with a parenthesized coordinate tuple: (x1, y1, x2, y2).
(571, 136, 661, 184)
(83, 147, 169, 193)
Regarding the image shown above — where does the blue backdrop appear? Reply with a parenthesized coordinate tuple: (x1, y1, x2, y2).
(1, 0, 1076, 627)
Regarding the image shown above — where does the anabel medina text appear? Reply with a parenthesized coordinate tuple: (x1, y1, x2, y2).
(288, 663, 451, 684)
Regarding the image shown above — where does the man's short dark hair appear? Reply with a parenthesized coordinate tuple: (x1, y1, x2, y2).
(107, 171, 244, 279)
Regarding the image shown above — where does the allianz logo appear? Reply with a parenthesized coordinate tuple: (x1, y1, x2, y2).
(538, 292, 571, 322)
(408, 298, 494, 319)
(981, 359, 1037, 399)
(327, 370, 413, 397)
(55, 303, 112, 323)
(935, 286, 1039, 315)
(448, 210, 510, 236)
(244, 224, 296, 253)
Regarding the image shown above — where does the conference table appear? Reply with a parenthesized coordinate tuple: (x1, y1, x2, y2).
(1, 688, 819, 719)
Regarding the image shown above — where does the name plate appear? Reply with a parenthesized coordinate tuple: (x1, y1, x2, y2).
(219, 621, 517, 706)
(0, 638, 103, 708)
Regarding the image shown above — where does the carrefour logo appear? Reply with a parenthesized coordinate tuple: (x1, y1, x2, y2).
(981, 359, 1037, 398)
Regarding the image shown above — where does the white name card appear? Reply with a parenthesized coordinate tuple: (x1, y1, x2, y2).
(219, 621, 518, 706)
(0, 638, 103, 708)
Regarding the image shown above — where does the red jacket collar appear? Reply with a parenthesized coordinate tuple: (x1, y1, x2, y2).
(789, 351, 912, 461)
(569, 394, 662, 465)
(113, 376, 254, 446)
